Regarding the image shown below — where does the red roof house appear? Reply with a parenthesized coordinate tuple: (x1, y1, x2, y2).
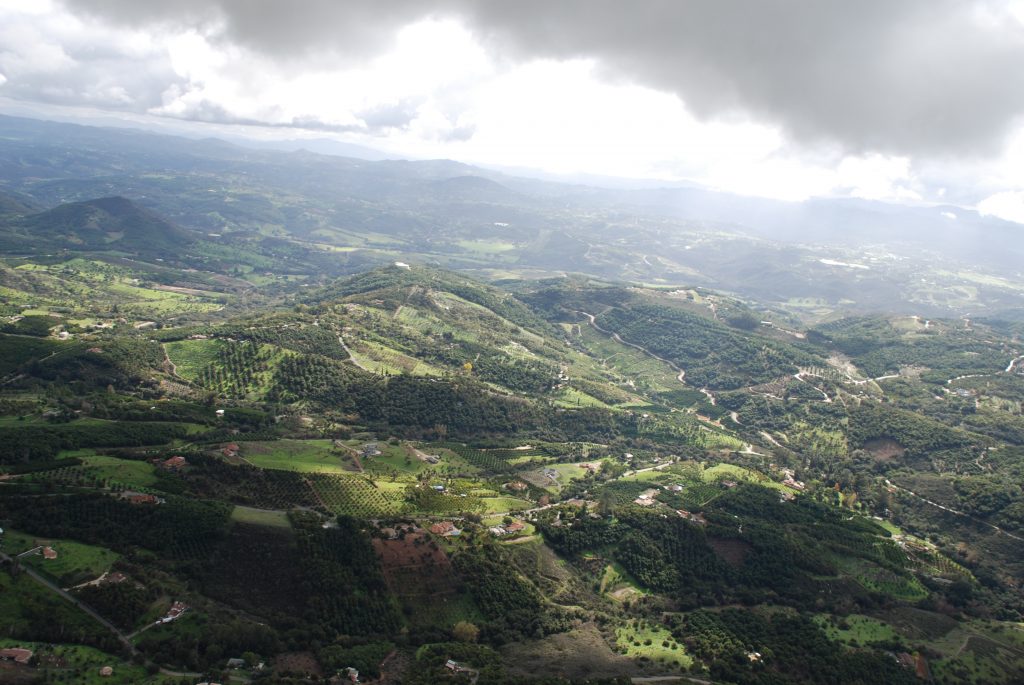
(162, 456, 188, 470)
(429, 521, 459, 536)
(0, 648, 33, 664)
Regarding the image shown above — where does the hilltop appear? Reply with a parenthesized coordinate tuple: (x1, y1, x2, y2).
(5, 196, 196, 254)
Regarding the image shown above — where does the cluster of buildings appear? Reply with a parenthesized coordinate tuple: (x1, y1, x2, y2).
(780, 469, 805, 490)
(488, 520, 527, 536)
(154, 600, 188, 625)
(675, 509, 707, 526)
(429, 521, 461, 537)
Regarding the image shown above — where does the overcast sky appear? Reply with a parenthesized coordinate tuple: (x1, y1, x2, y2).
(3, 0, 1024, 220)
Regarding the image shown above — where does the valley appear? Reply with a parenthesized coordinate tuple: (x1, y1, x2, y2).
(0, 118, 1022, 685)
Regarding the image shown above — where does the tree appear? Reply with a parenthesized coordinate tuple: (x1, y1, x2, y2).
(452, 621, 480, 643)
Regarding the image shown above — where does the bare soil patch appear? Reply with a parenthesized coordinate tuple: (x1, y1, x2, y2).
(273, 651, 323, 678)
(864, 438, 906, 461)
(373, 533, 458, 597)
(501, 622, 640, 680)
(709, 538, 753, 568)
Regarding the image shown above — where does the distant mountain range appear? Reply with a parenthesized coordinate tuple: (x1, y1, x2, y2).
(0, 113, 1022, 321)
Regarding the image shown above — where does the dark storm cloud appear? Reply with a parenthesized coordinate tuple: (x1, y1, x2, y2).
(58, 0, 1024, 157)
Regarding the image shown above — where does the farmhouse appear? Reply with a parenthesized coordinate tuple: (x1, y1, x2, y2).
(676, 510, 707, 526)
(429, 521, 460, 536)
(634, 489, 658, 506)
(505, 480, 529, 492)
(161, 455, 188, 470)
(157, 600, 188, 624)
(121, 491, 164, 505)
(782, 475, 805, 490)
(42, 546, 58, 559)
(504, 520, 526, 533)
(0, 648, 33, 664)
(222, 443, 240, 458)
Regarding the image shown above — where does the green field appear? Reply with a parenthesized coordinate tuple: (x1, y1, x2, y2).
(164, 338, 225, 380)
(615, 620, 692, 669)
(239, 439, 353, 473)
(814, 614, 901, 646)
(702, 462, 792, 491)
(231, 505, 292, 528)
(0, 639, 175, 684)
(1, 529, 119, 585)
(480, 496, 533, 514)
(80, 454, 159, 488)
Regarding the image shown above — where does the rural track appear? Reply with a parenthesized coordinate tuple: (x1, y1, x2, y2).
(337, 333, 370, 371)
(888, 481, 1024, 543)
(0, 550, 229, 680)
(578, 311, 687, 386)
(0, 550, 137, 654)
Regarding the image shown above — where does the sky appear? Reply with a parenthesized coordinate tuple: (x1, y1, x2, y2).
(2, 0, 1024, 220)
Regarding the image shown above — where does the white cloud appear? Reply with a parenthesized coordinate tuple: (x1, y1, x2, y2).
(2, 2, 1024, 208)
(978, 190, 1024, 224)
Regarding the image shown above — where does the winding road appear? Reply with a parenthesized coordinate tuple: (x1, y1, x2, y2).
(887, 481, 1024, 543)
(579, 311, 686, 386)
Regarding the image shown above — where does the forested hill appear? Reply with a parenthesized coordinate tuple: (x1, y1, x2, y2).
(14, 196, 197, 251)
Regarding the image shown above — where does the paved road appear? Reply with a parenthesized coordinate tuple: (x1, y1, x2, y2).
(0, 550, 137, 654)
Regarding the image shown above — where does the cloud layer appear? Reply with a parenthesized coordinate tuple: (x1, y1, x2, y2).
(3, 1, 1024, 216)
(60, 0, 1024, 158)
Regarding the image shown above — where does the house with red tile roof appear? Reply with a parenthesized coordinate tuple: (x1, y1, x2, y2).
(429, 521, 459, 536)
(0, 648, 33, 664)
(161, 456, 188, 470)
